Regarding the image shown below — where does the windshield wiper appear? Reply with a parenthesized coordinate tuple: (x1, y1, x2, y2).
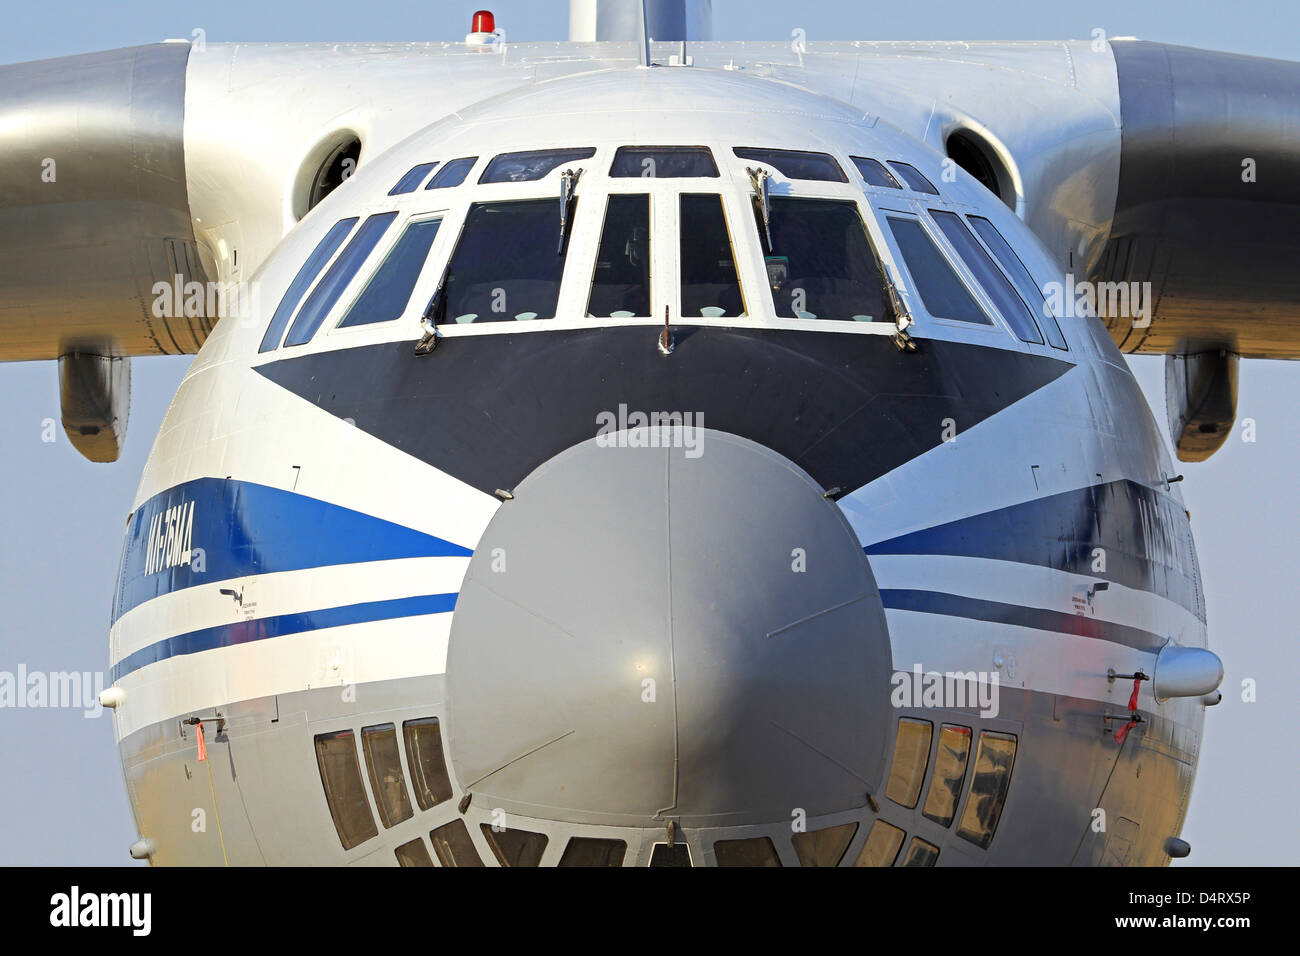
(558, 167, 584, 253)
(746, 166, 772, 252)
(883, 263, 916, 352)
(415, 279, 447, 355)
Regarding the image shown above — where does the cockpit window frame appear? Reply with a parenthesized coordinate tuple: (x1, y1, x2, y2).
(328, 211, 450, 337)
(758, 195, 897, 324)
(388, 162, 440, 196)
(887, 161, 941, 196)
(732, 146, 849, 183)
(874, 205, 1014, 340)
(609, 145, 720, 179)
(479, 147, 597, 185)
(676, 191, 750, 322)
(425, 156, 480, 190)
(281, 143, 991, 344)
(928, 208, 1047, 346)
(283, 210, 400, 348)
(426, 195, 579, 326)
(585, 191, 655, 320)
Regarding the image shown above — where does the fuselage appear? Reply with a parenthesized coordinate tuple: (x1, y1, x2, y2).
(105, 67, 1209, 866)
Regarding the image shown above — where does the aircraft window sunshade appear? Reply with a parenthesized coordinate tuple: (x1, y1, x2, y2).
(957, 731, 1018, 849)
(425, 156, 478, 189)
(284, 212, 398, 346)
(388, 161, 439, 195)
(850, 156, 903, 189)
(967, 215, 1069, 350)
(610, 145, 719, 178)
(887, 161, 941, 195)
(429, 819, 483, 867)
(921, 724, 972, 828)
(732, 147, 848, 182)
(885, 717, 933, 808)
(886, 217, 992, 325)
(479, 147, 596, 183)
(558, 837, 628, 867)
(901, 836, 940, 867)
(338, 217, 442, 328)
(854, 820, 906, 867)
(359, 723, 414, 829)
(930, 209, 1045, 344)
(436, 198, 572, 323)
(792, 821, 858, 867)
(402, 718, 453, 810)
(713, 836, 782, 867)
(763, 197, 894, 322)
(312, 730, 379, 850)
(679, 193, 746, 318)
(588, 194, 651, 317)
(480, 825, 549, 866)
(394, 838, 434, 867)
(259, 217, 357, 352)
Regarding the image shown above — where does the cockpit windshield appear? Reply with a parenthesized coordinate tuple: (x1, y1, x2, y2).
(680, 193, 745, 318)
(764, 198, 894, 322)
(435, 198, 572, 323)
(588, 194, 651, 317)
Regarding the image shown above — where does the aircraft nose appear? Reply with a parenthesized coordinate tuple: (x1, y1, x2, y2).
(444, 428, 894, 829)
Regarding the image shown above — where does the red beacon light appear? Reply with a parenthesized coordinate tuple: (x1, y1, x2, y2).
(466, 10, 499, 47)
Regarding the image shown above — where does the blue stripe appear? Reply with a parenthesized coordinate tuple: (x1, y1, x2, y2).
(111, 592, 458, 681)
(114, 478, 471, 622)
(865, 479, 1205, 621)
(879, 589, 1166, 651)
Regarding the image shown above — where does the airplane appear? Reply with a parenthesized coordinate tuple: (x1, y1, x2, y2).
(1, 0, 1294, 866)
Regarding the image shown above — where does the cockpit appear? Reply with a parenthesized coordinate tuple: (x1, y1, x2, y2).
(256, 136, 1069, 356)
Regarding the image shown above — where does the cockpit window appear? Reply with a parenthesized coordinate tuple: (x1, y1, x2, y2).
(886, 216, 991, 325)
(434, 198, 572, 323)
(733, 147, 848, 182)
(259, 216, 356, 352)
(888, 161, 940, 195)
(284, 212, 398, 346)
(930, 209, 1044, 344)
(850, 156, 902, 189)
(425, 157, 478, 189)
(389, 162, 439, 196)
(588, 194, 651, 317)
(338, 217, 442, 328)
(479, 147, 596, 184)
(610, 146, 719, 178)
(967, 216, 1069, 350)
(679, 193, 745, 318)
(764, 197, 894, 322)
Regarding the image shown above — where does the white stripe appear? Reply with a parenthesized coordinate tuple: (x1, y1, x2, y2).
(110, 556, 469, 665)
(869, 553, 1205, 647)
(111, 612, 451, 740)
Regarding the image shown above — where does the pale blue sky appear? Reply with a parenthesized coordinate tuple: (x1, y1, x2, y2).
(1, 0, 1295, 865)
